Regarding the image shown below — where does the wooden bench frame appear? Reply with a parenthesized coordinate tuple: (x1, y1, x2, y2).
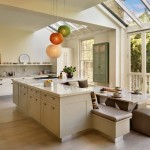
(92, 113, 131, 142)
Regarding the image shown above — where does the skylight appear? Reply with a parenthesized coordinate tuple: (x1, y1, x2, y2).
(48, 21, 87, 33)
(101, 0, 150, 27)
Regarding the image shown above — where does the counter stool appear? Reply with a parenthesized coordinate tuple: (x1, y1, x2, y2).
(131, 106, 150, 136)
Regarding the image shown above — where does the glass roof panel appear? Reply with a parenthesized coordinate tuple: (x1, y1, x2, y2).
(103, 0, 135, 26)
(102, 0, 150, 26)
(123, 0, 150, 24)
(48, 21, 87, 32)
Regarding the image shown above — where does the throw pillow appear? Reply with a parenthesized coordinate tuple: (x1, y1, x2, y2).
(78, 80, 88, 88)
(91, 91, 99, 109)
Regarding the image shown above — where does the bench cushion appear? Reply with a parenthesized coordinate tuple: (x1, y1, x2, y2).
(91, 104, 132, 122)
(132, 107, 150, 136)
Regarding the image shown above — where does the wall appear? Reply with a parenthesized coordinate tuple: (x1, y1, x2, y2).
(66, 30, 118, 86)
(0, 26, 61, 74)
(0, 26, 50, 63)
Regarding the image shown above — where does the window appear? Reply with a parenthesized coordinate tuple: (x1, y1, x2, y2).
(80, 39, 94, 84)
(129, 31, 150, 93)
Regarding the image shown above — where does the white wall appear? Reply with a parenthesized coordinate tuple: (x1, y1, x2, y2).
(0, 26, 51, 63)
(65, 30, 119, 86)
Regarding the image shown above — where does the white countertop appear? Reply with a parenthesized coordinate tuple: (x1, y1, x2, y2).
(13, 78, 150, 103)
(13, 78, 91, 97)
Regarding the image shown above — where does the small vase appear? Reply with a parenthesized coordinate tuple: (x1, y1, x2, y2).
(67, 73, 73, 78)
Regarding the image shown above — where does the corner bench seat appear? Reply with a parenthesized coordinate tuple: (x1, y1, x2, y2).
(91, 104, 132, 142)
(91, 104, 132, 122)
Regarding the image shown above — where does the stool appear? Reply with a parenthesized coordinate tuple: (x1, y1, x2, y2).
(131, 106, 150, 136)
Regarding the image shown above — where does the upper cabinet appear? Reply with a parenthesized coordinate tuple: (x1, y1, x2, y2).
(57, 48, 73, 75)
(93, 42, 109, 84)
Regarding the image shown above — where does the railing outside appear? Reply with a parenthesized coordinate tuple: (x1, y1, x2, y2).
(129, 73, 150, 93)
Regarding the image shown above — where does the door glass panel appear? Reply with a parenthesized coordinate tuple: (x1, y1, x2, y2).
(130, 33, 142, 72)
(146, 32, 150, 73)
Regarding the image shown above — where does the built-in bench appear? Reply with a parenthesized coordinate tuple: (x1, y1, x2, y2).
(91, 104, 132, 142)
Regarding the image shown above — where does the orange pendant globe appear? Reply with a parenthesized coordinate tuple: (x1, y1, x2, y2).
(50, 33, 63, 45)
(46, 45, 62, 58)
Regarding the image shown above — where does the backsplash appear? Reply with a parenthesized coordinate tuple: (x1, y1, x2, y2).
(0, 65, 53, 77)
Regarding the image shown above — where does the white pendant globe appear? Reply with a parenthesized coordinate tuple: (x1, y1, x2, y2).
(46, 44, 62, 58)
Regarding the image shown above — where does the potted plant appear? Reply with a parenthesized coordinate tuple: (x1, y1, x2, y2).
(63, 66, 76, 78)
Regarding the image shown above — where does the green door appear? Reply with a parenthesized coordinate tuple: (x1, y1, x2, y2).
(93, 43, 109, 84)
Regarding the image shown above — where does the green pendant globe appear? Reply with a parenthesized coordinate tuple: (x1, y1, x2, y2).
(58, 25, 71, 37)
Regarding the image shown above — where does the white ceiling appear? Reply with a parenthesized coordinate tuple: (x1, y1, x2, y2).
(0, 0, 109, 35)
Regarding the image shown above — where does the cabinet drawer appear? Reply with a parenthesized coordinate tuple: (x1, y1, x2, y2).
(41, 92, 59, 105)
(28, 87, 41, 98)
(19, 84, 27, 93)
(0, 78, 13, 84)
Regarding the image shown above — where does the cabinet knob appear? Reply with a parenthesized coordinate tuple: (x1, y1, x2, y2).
(52, 97, 55, 100)
(44, 94, 47, 97)
(30, 96, 32, 98)
(44, 103, 46, 106)
(36, 99, 38, 101)
(36, 91, 38, 93)
(51, 106, 55, 110)
(24, 93, 26, 95)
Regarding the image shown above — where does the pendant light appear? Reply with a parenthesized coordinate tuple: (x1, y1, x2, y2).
(50, 33, 64, 45)
(46, 45, 62, 58)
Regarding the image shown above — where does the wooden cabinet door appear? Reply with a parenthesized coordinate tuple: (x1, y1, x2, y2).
(19, 91, 28, 112)
(13, 82, 19, 105)
(28, 95, 41, 122)
(93, 43, 109, 84)
(18, 84, 28, 112)
(41, 100, 59, 136)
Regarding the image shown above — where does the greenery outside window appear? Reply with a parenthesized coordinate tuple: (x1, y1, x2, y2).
(80, 39, 94, 84)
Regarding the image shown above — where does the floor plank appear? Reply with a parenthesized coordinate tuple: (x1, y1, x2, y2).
(0, 95, 149, 150)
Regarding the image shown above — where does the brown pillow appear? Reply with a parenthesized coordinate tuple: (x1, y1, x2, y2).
(91, 92, 99, 109)
(78, 80, 88, 88)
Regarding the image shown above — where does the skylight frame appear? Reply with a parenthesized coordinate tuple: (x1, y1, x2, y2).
(141, 0, 150, 11)
(115, 0, 142, 27)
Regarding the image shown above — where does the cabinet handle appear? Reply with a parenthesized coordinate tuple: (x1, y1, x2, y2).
(52, 97, 55, 100)
(44, 103, 46, 106)
(0, 84, 2, 85)
(0, 79, 2, 81)
(51, 106, 55, 110)
(11, 83, 13, 84)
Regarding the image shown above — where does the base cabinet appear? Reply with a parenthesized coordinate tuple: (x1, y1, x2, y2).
(28, 95, 41, 122)
(13, 82, 19, 105)
(41, 98, 60, 136)
(13, 81, 92, 141)
(18, 84, 28, 112)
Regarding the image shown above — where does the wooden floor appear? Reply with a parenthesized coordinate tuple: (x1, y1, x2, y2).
(0, 96, 149, 150)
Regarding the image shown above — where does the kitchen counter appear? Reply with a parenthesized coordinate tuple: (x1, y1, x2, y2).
(13, 78, 93, 141)
(13, 78, 91, 97)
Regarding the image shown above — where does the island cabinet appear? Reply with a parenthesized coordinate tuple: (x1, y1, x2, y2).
(41, 92, 60, 137)
(18, 83, 28, 112)
(13, 81, 19, 105)
(59, 93, 92, 139)
(13, 80, 93, 141)
(28, 87, 41, 122)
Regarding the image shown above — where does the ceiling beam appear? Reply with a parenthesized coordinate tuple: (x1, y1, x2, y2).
(141, 0, 150, 11)
(115, 0, 142, 27)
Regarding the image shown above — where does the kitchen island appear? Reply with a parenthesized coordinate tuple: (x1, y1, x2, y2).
(13, 78, 93, 141)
